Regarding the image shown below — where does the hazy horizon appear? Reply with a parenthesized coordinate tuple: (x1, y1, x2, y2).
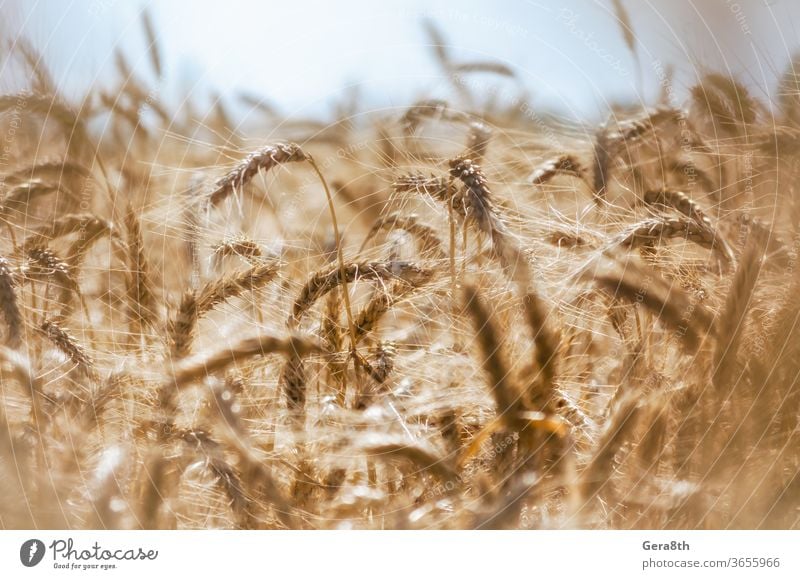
(3, 0, 800, 125)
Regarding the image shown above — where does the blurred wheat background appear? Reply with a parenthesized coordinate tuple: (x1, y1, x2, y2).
(0, 0, 798, 529)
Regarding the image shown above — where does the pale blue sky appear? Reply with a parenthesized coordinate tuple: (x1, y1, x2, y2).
(3, 0, 800, 123)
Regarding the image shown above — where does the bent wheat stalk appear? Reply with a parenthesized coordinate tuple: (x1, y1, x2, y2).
(289, 261, 430, 326)
(167, 333, 322, 390)
(617, 217, 732, 268)
(530, 154, 586, 186)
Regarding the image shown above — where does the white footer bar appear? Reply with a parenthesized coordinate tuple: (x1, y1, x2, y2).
(1, 531, 797, 578)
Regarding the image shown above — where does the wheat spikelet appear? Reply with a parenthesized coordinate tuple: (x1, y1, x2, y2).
(14, 37, 55, 94)
(208, 456, 255, 528)
(364, 341, 395, 384)
(445, 157, 534, 284)
(643, 190, 736, 265)
(0, 92, 77, 131)
(64, 221, 117, 273)
(208, 385, 297, 529)
(400, 99, 450, 134)
(319, 287, 348, 404)
(0, 346, 43, 419)
(611, 0, 637, 62)
(100, 91, 145, 132)
(546, 229, 594, 248)
(779, 53, 800, 123)
(447, 156, 497, 233)
(692, 84, 736, 132)
(208, 143, 308, 206)
(692, 75, 757, 137)
(176, 426, 259, 528)
(352, 342, 398, 409)
(452, 60, 516, 78)
(111, 50, 170, 125)
(79, 372, 126, 427)
(618, 217, 711, 248)
(614, 107, 678, 142)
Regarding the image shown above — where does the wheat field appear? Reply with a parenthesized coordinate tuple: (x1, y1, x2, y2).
(0, 9, 798, 530)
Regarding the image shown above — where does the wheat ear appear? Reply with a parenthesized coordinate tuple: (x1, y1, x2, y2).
(0, 257, 22, 347)
(289, 261, 430, 326)
(38, 319, 98, 381)
(169, 262, 280, 357)
(530, 154, 586, 186)
(208, 143, 308, 206)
